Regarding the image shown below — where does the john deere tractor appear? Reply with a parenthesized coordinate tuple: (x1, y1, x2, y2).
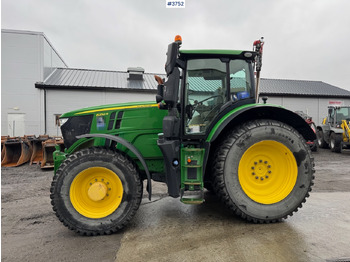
(51, 36, 315, 235)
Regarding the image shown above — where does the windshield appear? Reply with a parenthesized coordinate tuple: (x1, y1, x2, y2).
(336, 107, 350, 124)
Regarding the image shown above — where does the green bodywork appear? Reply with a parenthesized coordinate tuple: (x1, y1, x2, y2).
(54, 101, 168, 174)
(54, 99, 275, 175)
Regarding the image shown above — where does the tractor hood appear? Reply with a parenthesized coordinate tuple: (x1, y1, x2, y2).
(59, 101, 167, 150)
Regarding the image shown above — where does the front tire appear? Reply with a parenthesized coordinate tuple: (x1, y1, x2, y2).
(50, 147, 142, 235)
(212, 120, 315, 223)
(317, 129, 328, 148)
(330, 133, 342, 153)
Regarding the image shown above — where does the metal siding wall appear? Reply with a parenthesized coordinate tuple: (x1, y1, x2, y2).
(263, 96, 283, 105)
(1, 31, 43, 136)
(262, 96, 350, 126)
(45, 89, 156, 136)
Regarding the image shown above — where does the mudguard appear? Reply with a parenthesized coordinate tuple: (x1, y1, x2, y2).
(207, 105, 316, 143)
(77, 133, 152, 200)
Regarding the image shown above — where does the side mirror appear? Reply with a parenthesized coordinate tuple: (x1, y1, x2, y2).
(163, 68, 180, 108)
(154, 75, 164, 103)
(165, 42, 179, 76)
(328, 108, 334, 116)
(156, 85, 164, 103)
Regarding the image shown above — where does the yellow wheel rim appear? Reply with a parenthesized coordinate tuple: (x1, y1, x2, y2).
(238, 140, 297, 204)
(70, 167, 123, 218)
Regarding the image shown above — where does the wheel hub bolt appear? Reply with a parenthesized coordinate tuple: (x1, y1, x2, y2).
(255, 176, 259, 179)
(265, 175, 269, 178)
(261, 177, 264, 181)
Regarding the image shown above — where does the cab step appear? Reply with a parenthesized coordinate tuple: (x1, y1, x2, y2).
(180, 182, 204, 204)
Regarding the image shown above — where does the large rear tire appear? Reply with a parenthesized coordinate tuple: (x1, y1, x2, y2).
(212, 120, 315, 223)
(50, 147, 142, 235)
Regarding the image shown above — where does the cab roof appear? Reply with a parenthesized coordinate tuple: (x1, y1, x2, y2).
(179, 49, 256, 60)
(180, 49, 244, 55)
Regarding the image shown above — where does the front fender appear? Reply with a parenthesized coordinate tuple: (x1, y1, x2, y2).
(77, 134, 152, 200)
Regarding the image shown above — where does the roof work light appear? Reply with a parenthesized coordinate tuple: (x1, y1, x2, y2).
(175, 35, 182, 44)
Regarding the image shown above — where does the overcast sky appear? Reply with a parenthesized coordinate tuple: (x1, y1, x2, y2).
(2, 0, 350, 91)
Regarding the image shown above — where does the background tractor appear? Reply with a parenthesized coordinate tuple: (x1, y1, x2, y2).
(317, 105, 350, 153)
(50, 36, 316, 235)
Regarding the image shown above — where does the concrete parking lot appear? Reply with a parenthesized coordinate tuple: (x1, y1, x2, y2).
(1, 148, 350, 262)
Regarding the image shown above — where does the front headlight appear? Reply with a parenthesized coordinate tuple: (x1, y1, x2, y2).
(59, 118, 69, 127)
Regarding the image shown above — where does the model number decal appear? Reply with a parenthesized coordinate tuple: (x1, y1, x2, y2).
(96, 113, 109, 117)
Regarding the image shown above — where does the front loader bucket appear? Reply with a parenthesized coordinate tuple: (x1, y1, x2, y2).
(41, 138, 64, 169)
(1, 138, 32, 167)
(30, 135, 49, 165)
(1, 136, 10, 162)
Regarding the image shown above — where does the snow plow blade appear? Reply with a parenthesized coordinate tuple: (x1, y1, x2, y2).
(1, 138, 32, 167)
(41, 138, 64, 169)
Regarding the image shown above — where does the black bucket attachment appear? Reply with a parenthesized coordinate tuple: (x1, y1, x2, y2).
(1, 137, 32, 167)
(41, 138, 64, 169)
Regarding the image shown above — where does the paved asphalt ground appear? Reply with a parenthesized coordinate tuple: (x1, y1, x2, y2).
(1, 148, 350, 262)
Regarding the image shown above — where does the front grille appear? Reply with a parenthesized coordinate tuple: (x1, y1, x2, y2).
(61, 115, 93, 148)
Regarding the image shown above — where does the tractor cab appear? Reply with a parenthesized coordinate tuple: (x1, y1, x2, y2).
(155, 36, 260, 200)
(156, 36, 257, 138)
(327, 106, 350, 127)
(183, 55, 254, 134)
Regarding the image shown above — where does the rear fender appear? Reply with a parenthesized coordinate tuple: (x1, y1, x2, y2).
(207, 105, 316, 143)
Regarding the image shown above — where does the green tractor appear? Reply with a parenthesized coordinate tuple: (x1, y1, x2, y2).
(51, 36, 315, 235)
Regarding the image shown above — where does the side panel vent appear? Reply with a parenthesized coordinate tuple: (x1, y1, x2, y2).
(115, 111, 124, 129)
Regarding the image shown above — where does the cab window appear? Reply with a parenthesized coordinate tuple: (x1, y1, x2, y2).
(185, 59, 227, 134)
(230, 60, 252, 101)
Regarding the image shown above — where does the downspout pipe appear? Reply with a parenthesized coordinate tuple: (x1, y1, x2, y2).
(44, 88, 47, 134)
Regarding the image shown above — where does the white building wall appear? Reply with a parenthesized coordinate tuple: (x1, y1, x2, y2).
(45, 89, 156, 136)
(1, 29, 67, 136)
(265, 96, 350, 126)
(1, 30, 43, 136)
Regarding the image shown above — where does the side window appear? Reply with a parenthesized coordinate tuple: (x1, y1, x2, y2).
(230, 60, 252, 101)
(185, 59, 227, 134)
